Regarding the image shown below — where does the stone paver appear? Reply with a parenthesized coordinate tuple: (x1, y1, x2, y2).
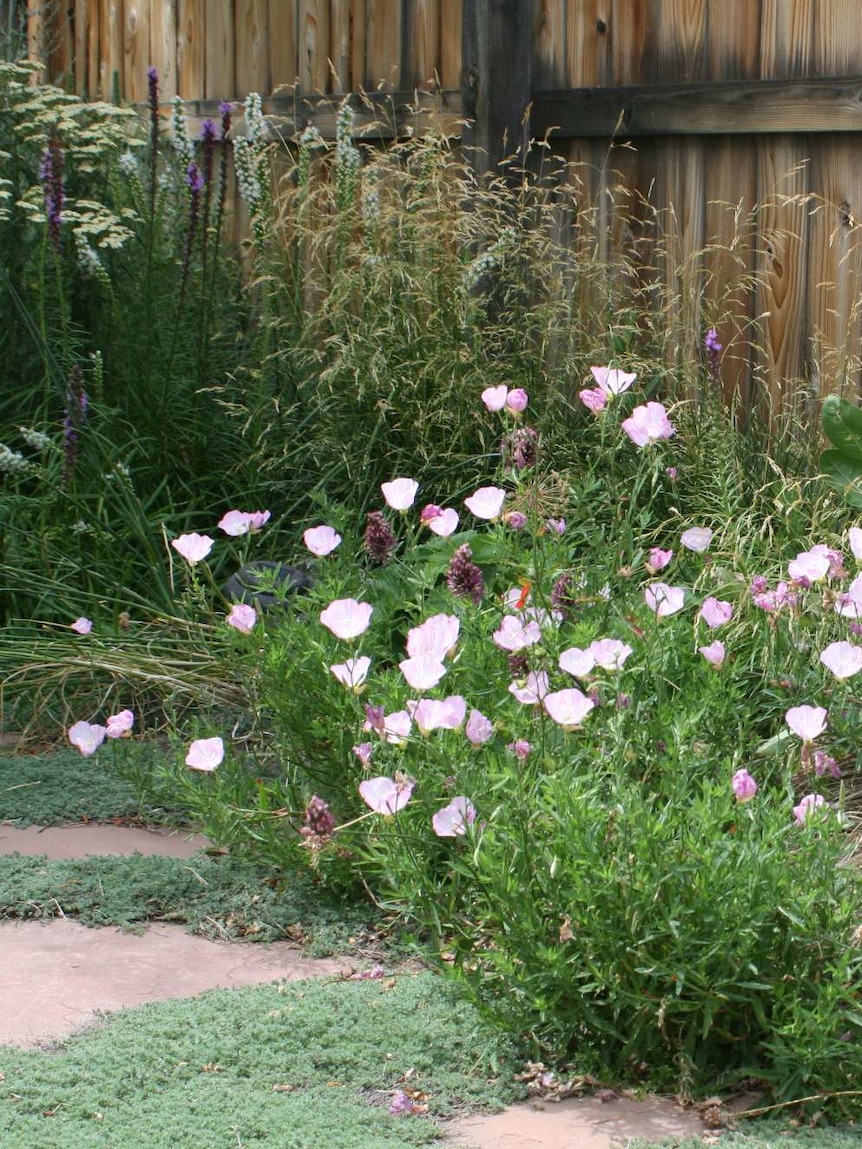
(0, 823, 209, 859)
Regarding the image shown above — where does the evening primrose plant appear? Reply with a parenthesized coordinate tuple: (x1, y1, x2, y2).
(61, 377, 862, 1110)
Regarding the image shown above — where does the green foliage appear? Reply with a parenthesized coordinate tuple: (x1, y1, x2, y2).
(821, 395, 862, 508)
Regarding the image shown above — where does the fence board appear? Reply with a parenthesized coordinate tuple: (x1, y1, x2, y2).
(566, 1, 611, 87)
(87, 0, 99, 97)
(299, 0, 328, 92)
(350, 0, 367, 91)
(404, 0, 439, 90)
(150, 0, 177, 99)
(124, 1, 149, 102)
(268, 0, 297, 92)
(366, 0, 400, 89)
(438, 0, 461, 88)
(48, 0, 74, 85)
(177, 0, 204, 98)
(330, 0, 351, 92)
(99, 0, 124, 101)
(26, 0, 44, 81)
(235, 0, 268, 96)
(205, 0, 234, 99)
(534, 0, 566, 88)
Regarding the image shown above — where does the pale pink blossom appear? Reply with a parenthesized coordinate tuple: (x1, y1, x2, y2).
(246, 510, 271, 531)
(406, 614, 460, 661)
(590, 366, 637, 395)
(226, 603, 257, 634)
(680, 527, 713, 553)
(505, 388, 528, 414)
(185, 736, 224, 772)
(699, 640, 726, 667)
(698, 597, 733, 628)
(820, 641, 862, 680)
(171, 532, 215, 564)
(330, 656, 371, 690)
(752, 581, 796, 613)
(579, 388, 607, 413)
(732, 769, 757, 802)
(544, 688, 595, 730)
(793, 793, 827, 826)
(381, 710, 412, 744)
(835, 573, 862, 618)
(399, 655, 447, 690)
(622, 402, 675, 447)
(808, 543, 846, 578)
(420, 504, 443, 524)
(508, 739, 532, 759)
(352, 742, 374, 768)
(545, 517, 566, 535)
(432, 796, 477, 837)
(465, 709, 494, 745)
(70, 616, 93, 635)
(788, 547, 831, 583)
(303, 525, 342, 557)
(785, 705, 828, 742)
(492, 613, 542, 652)
(644, 583, 686, 618)
(558, 646, 596, 679)
(319, 598, 373, 640)
(481, 385, 508, 412)
(589, 638, 633, 670)
(464, 485, 506, 520)
(218, 509, 271, 536)
(509, 670, 550, 705)
(411, 695, 467, 734)
(849, 527, 862, 561)
(359, 775, 414, 815)
(68, 720, 107, 757)
(106, 709, 135, 739)
(427, 507, 459, 537)
(381, 477, 419, 511)
(646, 548, 673, 574)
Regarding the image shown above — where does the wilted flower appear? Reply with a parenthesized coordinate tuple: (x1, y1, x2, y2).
(698, 597, 733, 628)
(71, 616, 93, 635)
(186, 736, 225, 772)
(381, 477, 418, 511)
(319, 598, 373, 640)
(447, 544, 485, 604)
(364, 511, 397, 564)
(590, 366, 637, 396)
(814, 749, 841, 778)
(502, 426, 540, 470)
(545, 517, 566, 536)
(352, 741, 374, 768)
(68, 720, 107, 757)
(622, 402, 675, 447)
(647, 548, 673, 574)
(785, 705, 828, 742)
(464, 485, 506, 520)
(432, 796, 477, 837)
(793, 793, 827, 826)
(680, 527, 713, 553)
(359, 776, 414, 815)
(465, 709, 494, 745)
(550, 572, 579, 619)
(226, 603, 257, 634)
(732, 768, 757, 802)
(303, 524, 342, 556)
(644, 583, 686, 617)
(508, 739, 532, 759)
(171, 533, 215, 564)
(105, 709, 135, 739)
(503, 510, 528, 530)
(389, 1089, 415, 1116)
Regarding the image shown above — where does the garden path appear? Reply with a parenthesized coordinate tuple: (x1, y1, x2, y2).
(0, 823, 709, 1148)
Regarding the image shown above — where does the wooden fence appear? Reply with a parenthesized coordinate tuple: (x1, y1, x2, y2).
(25, 0, 862, 409)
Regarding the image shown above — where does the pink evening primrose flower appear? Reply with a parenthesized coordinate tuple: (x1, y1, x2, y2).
(698, 597, 733, 628)
(432, 796, 477, 837)
(381, 477, 419, 511)
(427, 507, 459, 537)
(171, 532, 215, 564)
(185, 736, 224, 772)
(493, 613, 542, 652)
(644, 583, 686, 618)
(544, 688, 595, 730)
(590, 366, 637, 396)
(353, 742, 374, 768)
(359, 776, 414, 815)
(579, 388, 607, 413)
(381, 710, 413, 744)
(319, 598, 373, 640)
(793, 793, 827, 826)
(732, 768, 757, 802)
(465, 709, 494, 745)
(646, 548, 673, 574)
(559, 646, 596, 679)
(699, 640, 726, 667)
(785, 705, 828, 742)
(399, 655, 447, 691)
(505, 388, 528, 414)
(226, 603, 257, 634)
(410, 695, 467, 734)
(849, 527, 862, 561)
(330, 656, 371, 691)
(508, 739, 532, 760)
(788, 547, 831, 583)
(218, 509, 271, 536)
(464, 485, 507, 520)
(680, 527, 713, 553)
(509, 670, 550, 705)
(622, 402, 675, 447)
(406, 614, 460, 661)
(835, 573, 862, 619)
(589, 638, 633, 671)
(303, 525, 342, 557)
(820, 641, 862, 680)
(68, 720, 107, 757)
(71, 616, 93, 635)
(481, 385, 509, 411)
(545, 517, 566, 535)
(105, 709, 135, 739)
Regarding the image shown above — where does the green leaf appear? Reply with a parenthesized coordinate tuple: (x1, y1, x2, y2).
(820, 448, 862, 509)
(822, 394, 862, 461)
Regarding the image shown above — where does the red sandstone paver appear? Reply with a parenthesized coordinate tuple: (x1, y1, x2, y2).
(0, 823, 210, 859)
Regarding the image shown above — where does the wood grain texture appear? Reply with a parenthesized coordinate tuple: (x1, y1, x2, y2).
(366, 0, 400, 89)
(48, 0, 75, 86)
(74, 0, 88, 93)
(268, 0, 297, 93)
(705, 0, 760, 81)
(150, 0, 177, 99)
(404, 0, 439, 89)
(26, 0, 44, 81)
(643, 0, 706, 84)
(87, 0, 100, 98)
(350, 0, 367, 89)
(438, 0, 461, 88)
(533, 0, 566, 88)
(177, 0, 204, 99)
(299, 0, 329, 92)
(124, 1, 149, 102)
(610, 0, 649, 85)
(330, 0, 351, 91)
(566, 0, 612, 87)
(235, 0, 268, 95)
(205, 0, 235, 98)
(759, 0, 814, 80)
(99, 0, 124, 101)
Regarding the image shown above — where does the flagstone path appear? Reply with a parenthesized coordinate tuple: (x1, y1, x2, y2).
(0, 822, 710, 1147)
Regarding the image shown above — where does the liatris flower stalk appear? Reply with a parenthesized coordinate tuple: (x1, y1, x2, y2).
(147, 67, 160, 222)
(199, 118, 217, 265)
(704, 327, 722, 384)
(62, 365, 89, 484)
(38, 141, 64, 252)
(447, 544, 485, 605)
(181, 162, 204, 278)
(364, 511, 397, 565)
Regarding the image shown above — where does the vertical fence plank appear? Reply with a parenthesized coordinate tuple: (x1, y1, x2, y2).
(26, 0, 44, 81)
(150, 0, 177, 99)
(49, 0, 75, 86)
(177, 0, 204, 99)
(533, 0, 566, 88)
(236, 0, 268, 96)
(99, 0, 124, 101)
(299, 0, 329, 92)
(350, 0, 367, 89)
(367, 0, 400, 89)
(205, 0, 235, 99)
(462, 0, 532, 173)
(74, 0, 88, 93)
(404, 0, 439, 90)
(124, 2, 149, 102)
(567, 0, 611, 87)
(610, 0, 649, 84)
(87, 0, 100, 98)
(330, 0, 351, 92)
(269, 0, 297, 92)
(438, 0, 461, 88)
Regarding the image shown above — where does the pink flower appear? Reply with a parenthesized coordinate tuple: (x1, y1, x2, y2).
(381, 477, 419, 511)
(68, 720, 107, 757)
(545, 517, 566, 535)
(427, 507, 459, 537)
(508, 739, 532, 759)
(680, 527, 713, 553)
(589, 638, 633, 671)
(849, 527, 862, 561)
(381, 710, 412, 744)
(185, 736, 224, 772)
(579, 388, 607, 413)
(493, 613, 542, 652)
(543, 688, 595, 730)
(793, 793, 827, 826)
(644, 583, 686, 618)
(171, 532, 215, 564)
(505, 388, 528, 414)
(646, 548, 673, 574)
(319, 598, 373, 640)
(406, 614, 460, 661)
(330, 656, 371, 690)
(303, 525, 342, 557)
(502, 510, 527, 530)
(732, 769, 757, 802)
(699, 640, 726, 667)
(622, 402, 675, 447)
(70, 616, 93, 635)
(464, 485, 506, 520)
(558, 646, 596, 679)
(359, 775, 414, 815)
(834, 573, 862, 618)
(698, 597, 733, 628)
(226, 603, 257, 634)
(785, 705, 827, 742)
(218, 509, 271, 536)
(465, 709, 494, 745)
(509, 670, 550, 705)
(399, 656, 447, 690)
(411, 696, 467, 734)
(814, 750, 841, 778)
(788, 547, 831, 582)
(389, 1089, 415, 1116)
(590, 365, 637, 395)
(481, 385, 509, 411)
(665, 466, 678, 481)
(246, 510, 271, 531)
(352, 742, 374, 768)
(105, 709, 135, 739)
(819, 641, 862, 680)
(432, 796, 476, 837)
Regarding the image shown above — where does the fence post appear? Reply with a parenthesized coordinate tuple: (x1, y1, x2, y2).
(461, 0, 532, 176)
